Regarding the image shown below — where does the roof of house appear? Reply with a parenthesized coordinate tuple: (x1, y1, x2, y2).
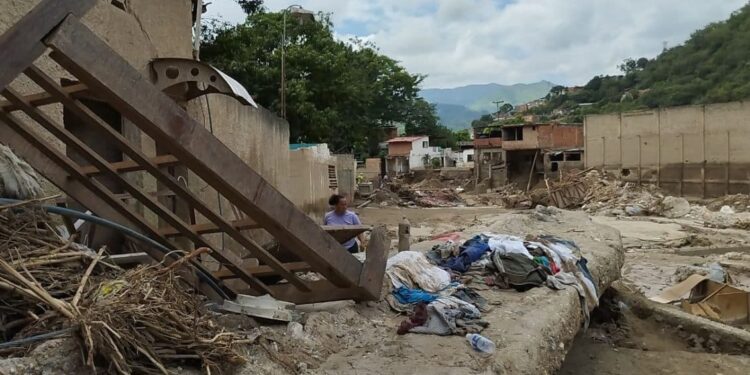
(386, 136, 427, 143)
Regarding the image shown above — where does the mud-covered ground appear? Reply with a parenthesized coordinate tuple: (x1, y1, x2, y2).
(559, 292, 750, 375)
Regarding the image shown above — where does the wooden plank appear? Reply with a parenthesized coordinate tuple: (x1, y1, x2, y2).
(45, 17, 363, 288)
(214, 261, 311, 279)
(79, 154, 180, 176)
(358, 225, 390, 300)
(323, 225, 371, 243)
(0, 83, 88, 111)
(0, 110, 229, 301)
(24, 65, 310, 292)
(4, 85, 273, 295)
(0, 0, 96, 90)
(159, 217, 260, 237)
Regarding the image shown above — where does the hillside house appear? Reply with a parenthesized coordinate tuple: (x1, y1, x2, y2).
(386, 136, 442, 175)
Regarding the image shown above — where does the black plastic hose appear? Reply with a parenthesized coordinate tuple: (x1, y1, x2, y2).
(0, 198, 229, 299)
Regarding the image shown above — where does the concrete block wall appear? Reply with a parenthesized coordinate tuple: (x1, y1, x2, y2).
(288, 145, 337, 221)
(585, 101, 750, 197)
(334, 154, 356, 199)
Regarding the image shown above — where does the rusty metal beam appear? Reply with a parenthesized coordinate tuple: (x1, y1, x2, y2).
(79, 154, 180, 176)
(0, 83, 89, 111)
(4, 85, 273, 296)
(0, 0, 96, 90)
(45, 16, 363, 288)
(24, 66, 310, 293)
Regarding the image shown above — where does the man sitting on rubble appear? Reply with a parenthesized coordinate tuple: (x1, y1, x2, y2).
(324, 194, 364, 253)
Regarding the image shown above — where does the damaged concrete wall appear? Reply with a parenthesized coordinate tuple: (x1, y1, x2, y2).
(335, 154, 356, 199)
(585, 101, 750, 197)
(288, 144, 337, 221)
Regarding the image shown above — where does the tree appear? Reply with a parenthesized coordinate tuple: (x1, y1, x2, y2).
(636, 57, 649, 70)
(202, 10, 440, 157)
(454, 129, 471, 142)
(236, 0, 263, 15)
(499, 103, 514, 114)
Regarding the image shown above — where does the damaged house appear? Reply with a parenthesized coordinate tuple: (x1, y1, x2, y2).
(474, 122, 584, 189)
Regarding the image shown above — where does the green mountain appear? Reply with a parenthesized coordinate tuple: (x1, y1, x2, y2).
(433, 103, 488, 130)
(537, 3, 750, 122)
(420, 81, 556, 129)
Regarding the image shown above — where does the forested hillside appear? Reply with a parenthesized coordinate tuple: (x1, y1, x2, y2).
(534, 4, 750, 121)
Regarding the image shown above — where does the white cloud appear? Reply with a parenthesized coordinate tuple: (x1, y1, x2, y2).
(205, 0, 747, 88)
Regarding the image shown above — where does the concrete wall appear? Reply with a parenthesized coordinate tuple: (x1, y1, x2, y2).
(475, 147, 504, 187)
(502, 125, 540, 150)
(358, 158, 381, 182)
(288, 144, 337, 220)
(335, 154, 356, 199)
(585, 101, 750, 197)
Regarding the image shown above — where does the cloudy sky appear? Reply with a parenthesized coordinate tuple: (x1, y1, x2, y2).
(205, 0, 747, 89)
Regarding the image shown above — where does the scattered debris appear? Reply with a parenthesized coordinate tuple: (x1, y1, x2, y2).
(221, 294, 297, 322)
(0, 201, 252, 374)
(0, 144, 43, 200)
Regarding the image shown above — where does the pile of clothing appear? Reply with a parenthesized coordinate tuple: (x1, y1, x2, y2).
(434, 233, 598, 327)
(387, 232, 599, 334)
(385, 251, 489, 336)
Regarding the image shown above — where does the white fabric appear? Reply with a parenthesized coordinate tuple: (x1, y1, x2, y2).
(545, 241, 577, 264)
(487, 234, 533, 259)
(386, 251, 451, 292)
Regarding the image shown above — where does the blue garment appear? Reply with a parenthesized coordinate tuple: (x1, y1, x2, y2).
(439, 235, 491, 273)
(393, 287, 439, 304)
(323, 210, 362, 248)
(577, 257, 596, 287)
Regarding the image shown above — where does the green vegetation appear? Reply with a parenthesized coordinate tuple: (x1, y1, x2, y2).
(201, 1, 461, 156)
(530, 4, 750, 122)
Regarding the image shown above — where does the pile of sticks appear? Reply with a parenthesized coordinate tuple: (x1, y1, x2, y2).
(0, 200, 251, 374)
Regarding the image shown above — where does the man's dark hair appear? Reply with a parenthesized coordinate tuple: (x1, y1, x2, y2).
(328, 194, 344, 206)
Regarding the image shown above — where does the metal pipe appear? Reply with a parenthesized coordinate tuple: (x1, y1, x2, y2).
(0, 198, 228, 299)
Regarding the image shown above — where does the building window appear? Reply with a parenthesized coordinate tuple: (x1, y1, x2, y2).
(565, 152, 582, 161)
(422, 141, 429, 148)
(467, 154, 474, 162)
(550, 153, 564, 162)
(503, 127, 523, 141)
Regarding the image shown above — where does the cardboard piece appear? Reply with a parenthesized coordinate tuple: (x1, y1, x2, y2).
(650, 274, 709, 304)
(682, 280, 750, 325)
(652, 274, 750, 325)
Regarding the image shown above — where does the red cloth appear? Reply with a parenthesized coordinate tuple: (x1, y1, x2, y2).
(397, 302, 429, 335)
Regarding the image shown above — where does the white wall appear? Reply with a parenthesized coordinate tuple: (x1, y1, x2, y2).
(457, 149, 475, 168)
(408, 137, 444, 169)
